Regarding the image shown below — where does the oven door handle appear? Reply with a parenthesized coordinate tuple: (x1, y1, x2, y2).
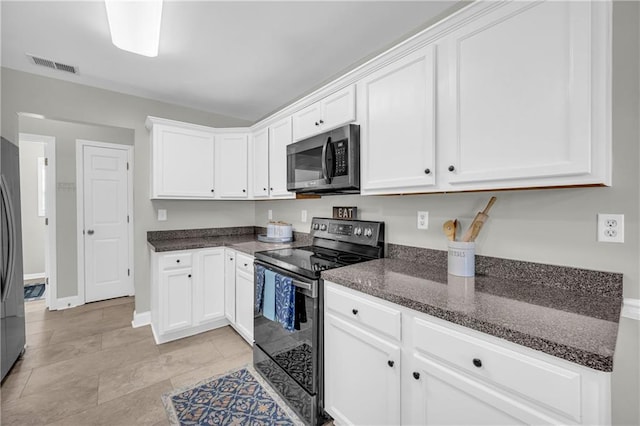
(254, 259, 318, 298)
(291, 279, 312, 292)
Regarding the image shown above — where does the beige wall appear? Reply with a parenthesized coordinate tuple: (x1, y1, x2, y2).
(18, 140, 45, 276)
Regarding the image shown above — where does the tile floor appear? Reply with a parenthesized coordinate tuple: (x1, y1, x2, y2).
(0, 297, 253, 425)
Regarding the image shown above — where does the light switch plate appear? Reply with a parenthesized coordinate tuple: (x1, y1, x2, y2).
(157, 209, 167, 221)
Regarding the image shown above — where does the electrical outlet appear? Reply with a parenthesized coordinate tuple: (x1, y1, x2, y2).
(417, 211, 429, 230)
(301, 210, 308, 223)
(597, 214, 624, 243)
(268, 210, 273, 220)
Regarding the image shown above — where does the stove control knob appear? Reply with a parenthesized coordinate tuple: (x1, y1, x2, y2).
(320, 224, 327, 231)
(313, 223, 320, 230)
(354, 227, 362, 236)
(364, 228, 373, 238)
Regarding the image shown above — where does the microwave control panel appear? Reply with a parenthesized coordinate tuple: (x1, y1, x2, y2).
(333, 140, 348, 176)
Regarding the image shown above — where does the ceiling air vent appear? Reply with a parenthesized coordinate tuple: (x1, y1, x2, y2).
(27, 54, 78, 74)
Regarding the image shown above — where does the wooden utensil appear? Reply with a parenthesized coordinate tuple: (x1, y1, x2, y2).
(462, 197, 497, 242)
(443, 219, 457, 241)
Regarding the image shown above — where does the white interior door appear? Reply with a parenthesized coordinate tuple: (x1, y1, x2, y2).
(82, 144, 132, 302)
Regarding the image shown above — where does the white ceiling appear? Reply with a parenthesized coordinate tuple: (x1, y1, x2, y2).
(1, 1, 462, 123)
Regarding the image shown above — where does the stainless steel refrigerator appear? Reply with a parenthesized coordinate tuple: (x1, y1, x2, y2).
(1, 136, 26, 381)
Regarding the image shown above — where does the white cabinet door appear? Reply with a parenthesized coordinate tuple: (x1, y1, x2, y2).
(292, 102, 323, 142)
(252, 128, 270, 199)
(292, 86, 356, 142)
(152, 124, 216, 198)
(324, 312, 401, 426)
(235, 268, 254, 343)
(321, 85, 356, 131)
(193, 248, 225, 325)
(160, 268, 193, 333)
(407, 352, 557, 425)
(359, 45, 436, 195)
(216, 134, 248, 198)
(440, 1, 605, 188)
(268, 117, 295, 198)
(224, 249, 236, 323)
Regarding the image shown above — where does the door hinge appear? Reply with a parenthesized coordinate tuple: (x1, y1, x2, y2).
(127, 215, 130, 223)
(128, 269, 130, 276)
(126, 162, 129, 170)
(44, 158, 49, 166)
(45, 217, 49, 225)
(45, 277, 49, 285)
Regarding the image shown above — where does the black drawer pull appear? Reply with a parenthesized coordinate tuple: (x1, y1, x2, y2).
(176, 259, 180, 263)
(387, 360, 394, 367)
(352, 309, 358, 315)
(413, 372, 420, 380)
(188, 274, 192, 278)
(473, 358, 482, 368)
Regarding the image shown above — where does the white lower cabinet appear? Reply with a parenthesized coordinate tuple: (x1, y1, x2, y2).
(224, 249, 236, 322)
(324, 312, 401, 426)
(233, 253, 254, 344)
(151, 248, 227, 344)
(323, 281, 611, 426)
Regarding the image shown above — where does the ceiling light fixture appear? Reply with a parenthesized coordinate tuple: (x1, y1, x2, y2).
(105, 0, 163, 57)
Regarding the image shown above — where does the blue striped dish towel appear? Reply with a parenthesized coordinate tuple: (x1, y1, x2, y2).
(255, 265, 265, 312)
(263, 270, 277, 321)
(275, 273, 296, 332)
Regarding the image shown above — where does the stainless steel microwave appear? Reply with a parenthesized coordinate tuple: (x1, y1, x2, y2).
(287, 124, 360, 195)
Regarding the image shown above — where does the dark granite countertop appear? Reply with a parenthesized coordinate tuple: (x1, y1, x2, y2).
(322, 258, 622, 372)
(147, 227, 311, 256)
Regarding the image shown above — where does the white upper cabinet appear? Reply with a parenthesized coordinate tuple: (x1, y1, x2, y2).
(438, 1, 611, 190)
(268, 117, 295, 199)
(149, 120, 216, 199)
(216, 133, 248, 198)
(292, 85, 356, 142)
(251, 128, 270, 199)
(359, 45, 436, 195)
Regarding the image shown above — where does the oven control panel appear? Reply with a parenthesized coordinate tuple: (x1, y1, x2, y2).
(310, 217, 384, 247)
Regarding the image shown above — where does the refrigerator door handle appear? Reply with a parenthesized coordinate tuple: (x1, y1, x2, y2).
(0, 174, 16, 303)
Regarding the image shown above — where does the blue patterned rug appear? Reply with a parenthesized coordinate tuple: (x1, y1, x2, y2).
(162, 365, 304, 426)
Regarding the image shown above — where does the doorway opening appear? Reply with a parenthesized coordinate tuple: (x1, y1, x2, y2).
(18, 133, 56, 309)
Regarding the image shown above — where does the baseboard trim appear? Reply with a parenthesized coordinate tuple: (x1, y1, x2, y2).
(52, 296, 83, 311)
(23, 273, 45, 281)
(622, 298, 640, 321)
(131, 310, 151, 328)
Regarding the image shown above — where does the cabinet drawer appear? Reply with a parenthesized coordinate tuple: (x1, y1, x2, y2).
(325, 284, 401, 341)
(236, 253, 254, 274)
(412, 317, 582, 421)
(161, 252, 193, 270)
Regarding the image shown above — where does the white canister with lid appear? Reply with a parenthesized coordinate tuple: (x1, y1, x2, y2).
(447, 241, 475, 277)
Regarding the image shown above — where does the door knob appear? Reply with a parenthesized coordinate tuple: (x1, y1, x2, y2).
(87, 229, 94, 235)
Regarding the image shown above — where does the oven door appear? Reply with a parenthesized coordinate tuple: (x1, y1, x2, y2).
(253, 260, 319, 395)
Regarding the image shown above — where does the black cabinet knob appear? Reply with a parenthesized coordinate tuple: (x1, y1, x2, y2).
(424, 168, 431, 175)
(315, 121, 319, 126)
(242, 189, 246, 193)
(263, 188, 267, 191)
(244, 263, 248, 267)
(352, 308, 358, 315)
(230, 258, 233, 261)
(176, 259, 180, 263)
(270, 187, 274, 191)
(319, 120, 324, 124)
(387, 360, 394, 367)
(187, 274, 191, 278)
(473, 358, 482, 368)
(448, 165, 455, 172)
(211, 189, 215, 192)
(413, 372, 420, 380)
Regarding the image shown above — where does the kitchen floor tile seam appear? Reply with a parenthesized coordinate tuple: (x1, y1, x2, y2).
(1, 368, 33, 402)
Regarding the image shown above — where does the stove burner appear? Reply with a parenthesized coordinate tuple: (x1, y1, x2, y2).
(337, 254, 362, 263)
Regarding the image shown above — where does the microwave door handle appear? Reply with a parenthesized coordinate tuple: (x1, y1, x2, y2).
(321, 137, 331, 184)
